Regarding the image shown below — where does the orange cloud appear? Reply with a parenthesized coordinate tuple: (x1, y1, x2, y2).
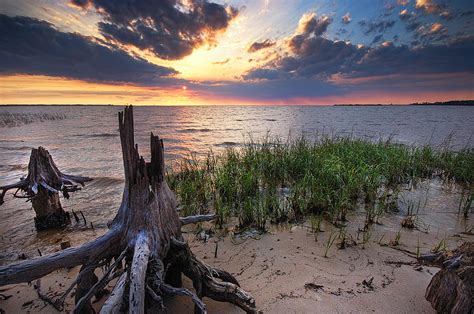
(415, 0, 441, 14)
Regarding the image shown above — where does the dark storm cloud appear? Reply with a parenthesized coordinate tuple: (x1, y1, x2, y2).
(359, 19, 396, 35)
(248, 40, 276, 53)
(0, 14, 179, 85)
(70, 0, 238, 60)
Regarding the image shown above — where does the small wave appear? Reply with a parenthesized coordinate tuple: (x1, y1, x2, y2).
(177, 128, 212, 133)
(161, 137, 183, 144)
(215, 141, 240, 147)
(88, 176, 124, 188)
(265, 118, 277, 122)
(76, 133, 118, 138)
(0, 164, 27, 171)
(0, 146, 32, 151)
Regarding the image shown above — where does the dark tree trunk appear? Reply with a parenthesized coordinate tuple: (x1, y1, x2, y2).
(0, 147, 92, 230)
(0, 106, 257, 313)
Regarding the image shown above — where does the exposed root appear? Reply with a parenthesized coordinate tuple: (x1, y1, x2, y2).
(34, 279, 62, 311)
(0, 230, 119, 285)
(129, 234, 150, 314)
(169, 238, 257, 313)
(161, 283, 207, 313)
(74, 249, 128, 313)
(0, 180, 27, 205)
(100, 272, 127, 314)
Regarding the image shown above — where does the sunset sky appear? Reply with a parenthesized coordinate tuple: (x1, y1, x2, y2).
(1, 0, 473, 105)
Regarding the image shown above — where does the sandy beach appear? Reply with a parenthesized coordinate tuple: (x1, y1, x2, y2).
(1, 214, 472, 313)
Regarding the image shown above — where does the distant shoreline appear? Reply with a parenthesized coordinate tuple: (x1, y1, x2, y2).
(334, 100, 474, 107)
(0, 100, 473, 107)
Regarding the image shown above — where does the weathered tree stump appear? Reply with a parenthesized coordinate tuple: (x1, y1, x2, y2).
(0, 147, 92, 230)
(0, 106, 257, 313)
(420, 242, 473, 314)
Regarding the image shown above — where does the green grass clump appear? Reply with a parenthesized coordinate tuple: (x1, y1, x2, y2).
(168, 136, 473, 229)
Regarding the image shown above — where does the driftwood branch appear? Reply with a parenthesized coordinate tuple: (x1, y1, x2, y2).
(180, 214, 217, 225)
(0, 230, 119, 285)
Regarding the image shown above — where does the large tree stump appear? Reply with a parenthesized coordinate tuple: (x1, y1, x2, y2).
(0, 147, 92, 230)
(0, 106, 257, 313)
(420, 242, 473, 314)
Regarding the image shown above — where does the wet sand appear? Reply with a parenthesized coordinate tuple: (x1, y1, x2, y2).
(1, 217, 472, 313)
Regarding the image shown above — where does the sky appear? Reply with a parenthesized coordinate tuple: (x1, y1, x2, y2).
(0, 0, 473, 105)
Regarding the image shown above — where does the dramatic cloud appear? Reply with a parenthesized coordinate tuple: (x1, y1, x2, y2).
(0, 14, 178, 85)
(247, 40, 276, 53)
(245, 15, 364, 81)
(245, 10, 474, 84)
(70, 0, 238, 60)
(359, 19, 396, 35)
(342, 13, 351, 24)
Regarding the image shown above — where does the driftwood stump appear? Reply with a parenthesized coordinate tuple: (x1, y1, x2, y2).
(0, 147, 92, 230)
(420, 242, 473, 314)
(0, 106, 257, 313)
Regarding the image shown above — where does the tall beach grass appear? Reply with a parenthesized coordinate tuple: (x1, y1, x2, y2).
(168, 135, 473, 229)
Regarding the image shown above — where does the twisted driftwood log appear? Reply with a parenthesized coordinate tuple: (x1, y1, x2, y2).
(419, 241, 473, 314)
(0, 147, 92, 230)
(0, 106, 257, 313)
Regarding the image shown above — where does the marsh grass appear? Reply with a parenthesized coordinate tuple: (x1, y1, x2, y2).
(0, 112, 67, 127)
(309, 214, 323, 241)
(390, 229, 403, 246)
(324, 230, 338, 258)
(168, 135, 473, 230)
(458, 187, 473, 218)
